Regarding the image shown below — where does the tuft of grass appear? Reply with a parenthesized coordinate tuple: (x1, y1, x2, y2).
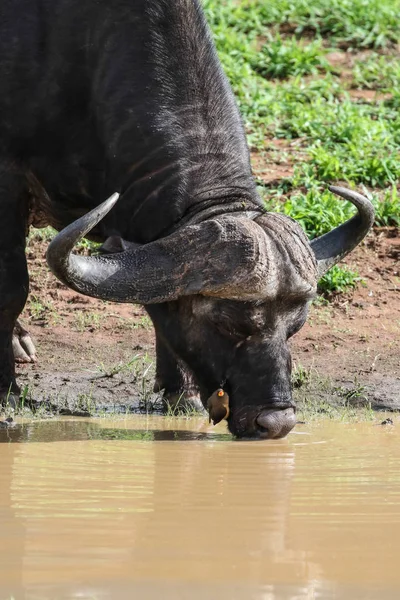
(27, 226, 56, 244)
(318, 265, 363, 296)
(89, 356, 144, 379)
(297, 396, 375, 422)
(27, 295, 59, 325)
(371, 186, 400, 227)
(266, 186, 357, 239)
(252, 35, 330, 79)
(308, 135, 400, 188)
(353, 54, 400, 91)
(164, 395, 204, 418)
(74, 311, 103, 332)
(292, 364, 313, 389)
(131, 315, 153, 330)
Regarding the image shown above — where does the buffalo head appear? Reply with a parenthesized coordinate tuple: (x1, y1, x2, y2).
(46, 187, 374, 439)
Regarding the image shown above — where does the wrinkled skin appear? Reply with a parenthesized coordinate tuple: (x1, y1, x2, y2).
(146, 293, 311, 438)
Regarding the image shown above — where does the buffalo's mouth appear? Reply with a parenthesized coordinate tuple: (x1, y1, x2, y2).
(227, 406, 296, 440)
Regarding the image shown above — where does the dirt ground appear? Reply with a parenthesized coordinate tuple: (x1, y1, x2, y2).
(14, 183, 400, 417)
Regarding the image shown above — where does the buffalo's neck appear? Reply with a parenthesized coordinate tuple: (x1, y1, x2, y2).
(90, 0, 260, 242)
(107, 134, 262, 243)
(22, 0, 261, 242)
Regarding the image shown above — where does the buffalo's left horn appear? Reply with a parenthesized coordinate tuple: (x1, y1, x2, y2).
(311, 186, 375, 278)
(46, 193, 274, 304)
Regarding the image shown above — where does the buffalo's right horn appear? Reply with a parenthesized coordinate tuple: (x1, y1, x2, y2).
(311, 186, 375, 278)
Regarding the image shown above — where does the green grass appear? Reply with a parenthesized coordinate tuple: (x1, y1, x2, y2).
(265, 187, 357, 238)
(204, 0, 400, 294)
(317, 264, 363, 296)
(251, 35, 330, 79)
(204, 2, 400, 187)
(371, 186, 400, 227)
(292, 365, 376, 422)
(204, 0, 400, 49)
(353, 54, 400, 91)
(27, 225, 100, 253)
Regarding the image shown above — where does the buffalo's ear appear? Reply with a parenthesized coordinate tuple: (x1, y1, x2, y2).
(207, 389, 230, 425)
(99, 235, 140, 254)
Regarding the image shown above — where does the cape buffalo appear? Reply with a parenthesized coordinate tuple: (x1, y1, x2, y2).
(0, 0, 374, 438)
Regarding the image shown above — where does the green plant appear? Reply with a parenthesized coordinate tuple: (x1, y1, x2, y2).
(292, 364, 312, 388)
(27, 226, 56, 244)
(252, 35, 330, 79)
(267, 187, 356, 238)
(308, 136, 400, 187)
(318, 265, 363, 296)
(204, 0, 400, 50)
(371, 186, 400, 227)
(90, 356, 142, 378)
(203, 0, 400, 193)
(28, 295, 57, 324)
(74, 311, 103, 332)
(353, 54, 400, 91)
(131, 315, 153, 330)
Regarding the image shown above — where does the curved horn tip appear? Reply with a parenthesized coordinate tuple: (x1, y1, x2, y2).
(311, 185, 375, 278)
(89, 192, 121, 222)
(327, 184, 366, 200)
(328, 185, 374, 206)
(46, 191, 121, 277)
(327, 184, 375, 225)
(101, 192, 120, 211)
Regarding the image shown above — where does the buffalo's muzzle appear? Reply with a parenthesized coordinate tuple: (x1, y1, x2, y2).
(255, 407, 296, 439)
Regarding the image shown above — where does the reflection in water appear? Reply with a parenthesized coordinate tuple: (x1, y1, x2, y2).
(0, 419, 232, 443)
(0, 443, 26, 600)
(0, 418, 399, 599)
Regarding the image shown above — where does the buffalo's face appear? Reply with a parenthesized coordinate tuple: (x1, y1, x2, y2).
(46, 188, 374, 440)
(148, 295, 311, 438)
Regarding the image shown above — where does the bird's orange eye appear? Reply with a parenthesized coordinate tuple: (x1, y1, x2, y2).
(217, 390, 224, 397)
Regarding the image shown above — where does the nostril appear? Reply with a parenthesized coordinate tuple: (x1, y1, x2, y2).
(255, 420, 269, 434)
(255, 422, 270, 438)
(256, 407, 296, 439)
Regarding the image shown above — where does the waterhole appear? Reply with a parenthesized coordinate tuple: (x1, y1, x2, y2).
(0, 417, 399, 599)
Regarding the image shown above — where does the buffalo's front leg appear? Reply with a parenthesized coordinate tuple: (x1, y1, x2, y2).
(0, 166, 30, 405)
(153, 331, 204, 414)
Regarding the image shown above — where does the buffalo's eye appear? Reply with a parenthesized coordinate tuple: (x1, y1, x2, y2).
(207, 300, 262, 341)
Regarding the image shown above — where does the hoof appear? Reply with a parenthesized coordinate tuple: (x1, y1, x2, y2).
(13, 321, 37, 363)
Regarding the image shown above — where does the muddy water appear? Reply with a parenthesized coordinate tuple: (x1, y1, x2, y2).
(0, 418, 399, 600)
